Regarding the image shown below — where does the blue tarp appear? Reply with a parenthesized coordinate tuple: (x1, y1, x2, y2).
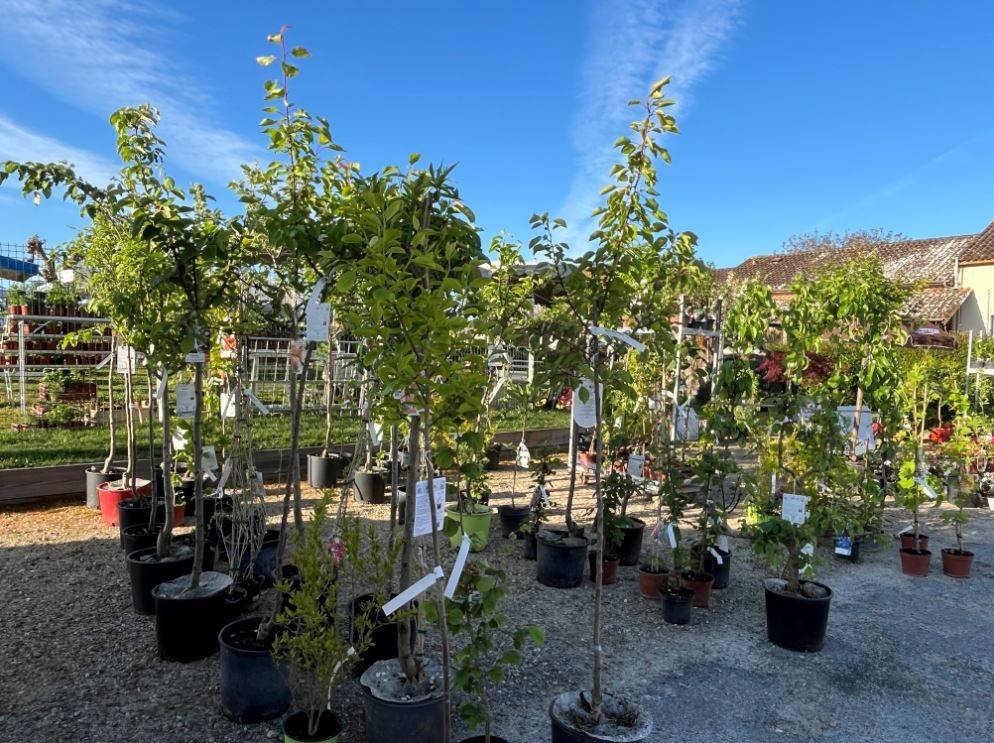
(0, 255, 39, 282)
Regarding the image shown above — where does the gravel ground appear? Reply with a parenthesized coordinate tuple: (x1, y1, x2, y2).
(2, 458, 993, 742)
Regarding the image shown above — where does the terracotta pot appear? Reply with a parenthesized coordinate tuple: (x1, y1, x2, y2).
(899, 548, 931, 577)
(588, 552, 619, 585)
(683, 571, 715, 608)
(637, 566, 669, 600)
(900, 533, 929, 551)
(940, 548, 974, 578)
(578, 451, 597, 469)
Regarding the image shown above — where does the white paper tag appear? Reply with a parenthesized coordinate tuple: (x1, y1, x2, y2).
(771, 473, 777, 495)
(95, 352, 114, 370)
(444, 534, 472, 599)
(667, 523, 677, 548)
(215, 459, 233, 493)
(590, 325, 647, 352)
(627, 453, 645, 480)
(413, 476, 447, 538)
(716, 535, 730, 552)
(117, 345, 140, 375)
(155, 375, 167, 401)
(201, 445, 219, 473)
(834, 536, 853, 556)
(516, 441, 531, 468)
(914, 476, 939, 501)
(185, 351, 206, 364)
(571, 378, 599, 429)
(781, 493, 809, 525)
(305, 279, 331, 342)
(172, 430, 189, 453)
(708, 546, 724, 565)
(368, 420, 383, 448)
(383, 567, 444, 616)
(801, 542, 815, 556)
(244, 388, 270, 416)
(175, 384, 196, 420)
(538, 485, 550, 506)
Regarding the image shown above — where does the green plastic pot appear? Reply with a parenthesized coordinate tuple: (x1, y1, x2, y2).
(444, 506, 494, 552)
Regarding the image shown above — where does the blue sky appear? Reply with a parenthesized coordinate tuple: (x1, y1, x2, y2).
(1, 0, 992, 268)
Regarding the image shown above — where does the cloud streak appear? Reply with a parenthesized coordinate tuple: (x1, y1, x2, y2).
(0, 0, 257, 186)
(560, 0, 742, 245)
(0, 114, 116, 185)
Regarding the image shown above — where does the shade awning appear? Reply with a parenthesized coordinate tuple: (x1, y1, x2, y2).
(0, 255, 39, 282)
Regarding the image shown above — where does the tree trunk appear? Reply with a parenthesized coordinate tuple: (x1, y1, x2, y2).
(289, 344, 313, 534)
(101, 336, 117, 474)
(396, 414, 421, 681)
(189, 358, 206, 589)
(321, 317, 335, 457)
(156, 372, 175, 559)
(564, 420, 579, 535)
(388, 423, 400, 589)
(124, 365, 136, 491)
(590, 349, 605, 722)
(145, 366, 158, 530)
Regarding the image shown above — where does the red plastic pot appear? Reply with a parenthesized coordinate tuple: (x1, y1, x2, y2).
(900, 533, 929, 552)
(899, 548, 931, 577)
(98, 481, 152, 526)
(588, 552, 619, 585)
(941, 548, 974, 578)
(683, 571, 715, 608)
(637, 567, 669, 600)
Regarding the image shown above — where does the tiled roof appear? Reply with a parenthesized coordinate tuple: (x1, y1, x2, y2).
(903, 286, 973, 324)
(959, 221, 994, 263)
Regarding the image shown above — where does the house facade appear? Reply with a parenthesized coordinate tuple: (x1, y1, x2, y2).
(716, 221, 994, 335)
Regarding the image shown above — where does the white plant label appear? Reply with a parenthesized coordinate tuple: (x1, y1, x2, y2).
(835, 536, 853, 557)
(572, 378, 599, 429)
(413, 476, 447, 538)
(94, 352, 114, 370)
(383, 565, 445, 616)
(117, 345, 140, 375)
(215, 459, 233, 493)
(219, 334, 237, 359)
(305, 279, 331, 343)
(220, 392, 236, 419)
(837, 405, 876, 455)
(708, 546, 724, 565)
(538, 485, 550, 506)
(914, 476, 939, 501)
(516, 441, 531, 468)
(771, 473, 778, 495)
(368, 420, 383, 448)
(781, 493, 809, 525)
(201, 445, 219, 473)
(667, 522, 677, 548)
(801, 542, 815, 556)
(172, 430, 188, 453)
(675, 403, 700, 442)
(444, 534, 472, 599)
(590, 325, 647, 352)
(175, 384, 196, 420)
(716, 534, 730, 552)
(626, 453, 646, 480)
(155, 375, 167, 401)
(244, 389, 271, 416)
(184, 351, 206, 364)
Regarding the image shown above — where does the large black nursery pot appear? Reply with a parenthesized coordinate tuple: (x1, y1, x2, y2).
(661, 586, 693, 625)
(349, 592, 417, 678)
(460, 737, 510, 743)
(616, 518, 645, 566)
(360, 659, 445, 743)
(117, 498, 152, 547)
(284, 710, 342, 743)
(307, 452, 346, 489)
(549, 690, 653, 743)
(354, 468, 387, 504)
(764, 579, 832, 652)
(126, 545, 195, 615)
(152, 571, 233, 662)
(536, 527, 589, 589)
(85, 465, 125, 509)
(218, 616, 290, 723)
(523, 531, 537, 560)
(497, 504, 531, 538)
(122, 524, 160, 555)
(237, 528, 281, 586)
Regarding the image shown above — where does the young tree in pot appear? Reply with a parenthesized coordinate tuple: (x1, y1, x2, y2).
(518, 449, 556, 560)
(537, 78, 698, 742)
(588, 473, 628, 585)
(929, 393, 977, 578)
(426, 558, 544, 743)
(309, 311, 345, 489)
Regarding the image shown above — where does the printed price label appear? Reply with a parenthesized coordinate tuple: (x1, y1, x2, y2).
(781, 493, 809, 525)
(626, 453, 645, 480)
(572, 378, 599, 429)
(175, 384, 195, 420)
(835, 536, 852, 557)
(413, 477, 447, 538)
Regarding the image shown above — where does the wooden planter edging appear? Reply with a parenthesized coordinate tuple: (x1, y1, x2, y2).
(0, 427, 570, 505)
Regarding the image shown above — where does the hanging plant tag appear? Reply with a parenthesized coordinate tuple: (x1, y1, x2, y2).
(215, 459, 233, 493)
(834, 536, 853, 556)
(305, 279, 331, 342)
(155, 375, 167, 401)
(626, 453, 645, 480)
(413, 476, 447, 538)
(175, 384, 196, 420)
(244, 389, 271, 416)
(220, 392, 236, 419)
(538, 485, 550, 506)
(801, 542, 815, 556)
(716, 534, 730, 552)
(368, 421, 383, 448)
(707, 546, 724, 565)
(590, 325, 647, 352)
(219, 334, 238, 359)
(572, 378, 598, 429)
(117, 345, 140, 375)
(444, 534, 472, 599)
(516, 441, 531, 468)
(383, 565, 445, 616)
(914, 476, 939, 501)
(674, 403, 700, 441)
(201, 445, 219, 473)
(94, 352, 114, 370)
(184, 351, 206, 364)
(667, 522, 677, 548)
(780, 493, 809, 525)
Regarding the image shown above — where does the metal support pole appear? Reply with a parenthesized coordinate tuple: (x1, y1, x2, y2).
(17, 320, 26, 414)
(965, 329, 974, 396)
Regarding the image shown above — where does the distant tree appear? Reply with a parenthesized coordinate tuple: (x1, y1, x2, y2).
(779, 228, 907, 254)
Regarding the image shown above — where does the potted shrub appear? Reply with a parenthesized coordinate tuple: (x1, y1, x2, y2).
(426, 558, 544, 743)
(518, 449, 556, 560)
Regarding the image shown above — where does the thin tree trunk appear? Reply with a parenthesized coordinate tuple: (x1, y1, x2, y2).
(156, 372, 175, 559)
(565, 420, 579, 535)
(388, 423, 400, 589)
(124, 365, 135, 490)
(102, 336, 117, 474)
(145, 366, 158, 530)
(290, 344, 314, 534)
(321, 317, 335, 456)
(397, 414, 421, 680)
(590, 350, 605, 722)
(190, 357, 206, 589)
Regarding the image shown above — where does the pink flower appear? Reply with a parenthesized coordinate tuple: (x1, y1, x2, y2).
(327, 535, 345, 566)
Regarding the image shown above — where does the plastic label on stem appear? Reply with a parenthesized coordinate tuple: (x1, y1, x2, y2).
(444, 534, 471, 599)
(516, 441, 531, 468)
(383, 566, 445, 616)
(175, 384, 195, 420)
(220, 392, 236, 419)
(244, 389, 270, 416)
(707, 546, 724, 565)
(667, 522, 677, 548)
(626, 453, 645, 480)
(589, 325, 647, 352)
(215, 459, 233, 493)
(914, 476, 939, 501)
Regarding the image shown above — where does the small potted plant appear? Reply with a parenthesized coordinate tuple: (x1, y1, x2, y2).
(445, 469, 495, 553)
(896, 454, 933, 576)
(518, 449, 556, 560)
(587, 472, 626, 585)
(426, 558, 544, 743)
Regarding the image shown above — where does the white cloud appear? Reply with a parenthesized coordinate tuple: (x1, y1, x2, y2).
(0, 114, 116, 184)
(0, 0, 257, 185)
(559, 0, 742, 246)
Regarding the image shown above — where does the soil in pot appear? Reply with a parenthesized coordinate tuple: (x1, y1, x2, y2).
(497, 504, 530, 538)
(536, 529, 589, 589)
(616, 518, 645, 566)
(941, 548, 974, 578)
(588, 552, 619, 585)
(682, 571, 714, 608)
(354, 468, 387, 504)
(152, 571, 233, 662)
(218, 615, 290, 723)
(662, 586, 693, 625)
(899, 548, 932, 577)
(349, 593, 417, 678)
(459, 737, 510, 743)
(900, 532, 929, 552)
(284, 710, 342, 743)
(763, 578, 832, 652)
(637, 565, 668, 600)
(307, 453, 345, 490)
(126, 545, 195, 615)
(360, 658, 445, 743)
(549, 690, 653, 743)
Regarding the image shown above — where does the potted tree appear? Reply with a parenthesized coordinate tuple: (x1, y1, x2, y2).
(518, 449, 556, 560)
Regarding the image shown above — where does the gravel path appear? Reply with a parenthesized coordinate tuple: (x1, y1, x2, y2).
(2, 460, 992, 742)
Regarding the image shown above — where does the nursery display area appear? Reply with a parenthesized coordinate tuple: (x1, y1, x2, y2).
(1, 33, 993, 743)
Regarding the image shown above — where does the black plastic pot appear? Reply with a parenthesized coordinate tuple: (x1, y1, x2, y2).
(218, 616, 290, 723)
(284, 710, 342, 742)
(308, 453, 345, 489)
(549, 691, 653, 743)
(834, 534, 863, 564)
(177, 478, 197, 517)
(86, 465, 125, 509)
(616, 518, 645, 566)
(498, 505, 531, 538)
(361, 684, 445, 743)
(764, 580, 832, 652)
(117, 498, 152, 547)
(237, 528, 281, 586)
(122, 524, 160, 555)
(125, 546, 195, 615)
(152, 573, 231, 662)
(523, 531, 537, 560)
(485, 444, 502, 470)
(354, 469, 387, 504)
(662, 586, 693, 625)
(692, 545, 732, 589)
(349, 592, 416, 677)
(536, 529, 589, 589)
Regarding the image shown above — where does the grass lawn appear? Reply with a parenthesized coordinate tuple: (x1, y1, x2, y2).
(0, 408, 570, 469)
